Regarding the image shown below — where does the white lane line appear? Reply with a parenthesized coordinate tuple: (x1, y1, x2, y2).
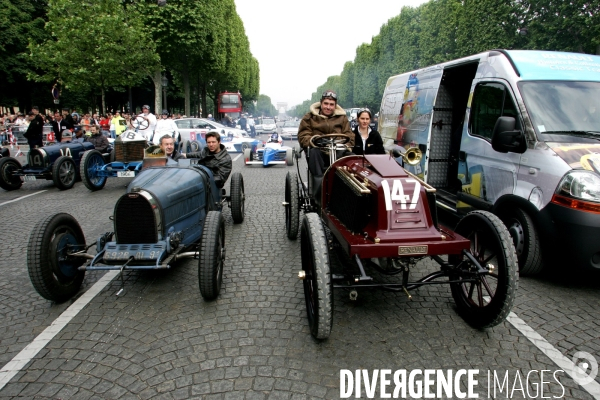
(0, 270, 119, 390)
(507, 312, 600, 399)
(0, 191, 47, 207)
(233, 154, 242, 162)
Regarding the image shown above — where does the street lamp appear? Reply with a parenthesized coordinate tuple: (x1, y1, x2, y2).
(161, 74, 168, 112)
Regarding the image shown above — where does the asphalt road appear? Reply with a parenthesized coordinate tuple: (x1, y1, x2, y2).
(1, 144, 599, 399)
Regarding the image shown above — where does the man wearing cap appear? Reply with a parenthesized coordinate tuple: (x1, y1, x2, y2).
(298, 90, 353, 197)
(136, 105, 157, 140)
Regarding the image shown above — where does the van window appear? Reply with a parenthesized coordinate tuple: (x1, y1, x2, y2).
(469, 83, 519, 141)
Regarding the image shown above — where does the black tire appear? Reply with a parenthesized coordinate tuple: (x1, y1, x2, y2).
(243, 148, 252, 164)
(241, 142, 251, 152)
(285, 171, 300, 240)
(179, 139, 189, 154)
(301, 213, 333, 339)
(0, 157, 23, 191)
(27, 213, 86, 302)
(198, 211, 225, 300)
(80, 150, 107, 191)
(190, 140, 201, 152)
(230, 172, 245, 223)
(502, 208, 543, 275)
(285, 148, 294, 166)
(449, 210, 518, 329)
(52, 156, 77, 190)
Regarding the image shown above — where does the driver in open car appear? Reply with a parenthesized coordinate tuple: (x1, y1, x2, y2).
(298, 90, 354, 196)
(183, 131, 232, 188)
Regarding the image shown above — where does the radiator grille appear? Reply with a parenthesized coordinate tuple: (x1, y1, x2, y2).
(115, 195, 157, 244)
(114, 140, 145, 162)
(328, 172, 372, 233)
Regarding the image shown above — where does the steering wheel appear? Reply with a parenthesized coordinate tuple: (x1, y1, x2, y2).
(131, 116, 150, 130)
(309, 134, 350, 148)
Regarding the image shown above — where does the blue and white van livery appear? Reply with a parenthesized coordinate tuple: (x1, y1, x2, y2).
(380, 50, 600, 274)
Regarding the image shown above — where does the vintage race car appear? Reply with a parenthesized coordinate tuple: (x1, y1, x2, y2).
(243, 142, 295, 167)
(284, 134, 518, 339)
(27, 160, 245, 302)
(0, 141, 95, 191)
(80, 128, 161, 191)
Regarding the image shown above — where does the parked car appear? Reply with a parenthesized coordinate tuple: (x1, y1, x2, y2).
(174, 118, 246, 144)
(279, 120, 300, 140)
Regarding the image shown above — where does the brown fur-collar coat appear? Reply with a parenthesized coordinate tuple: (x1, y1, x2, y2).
(298, 102, 354, 149)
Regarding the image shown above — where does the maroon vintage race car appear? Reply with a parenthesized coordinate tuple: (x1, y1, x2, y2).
(284, 134, 518, 339)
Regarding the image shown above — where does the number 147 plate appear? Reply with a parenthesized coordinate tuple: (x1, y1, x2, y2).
(117, 171, 135, 178)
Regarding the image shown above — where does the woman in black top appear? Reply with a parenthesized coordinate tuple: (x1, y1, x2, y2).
(351, 108, 385, 155)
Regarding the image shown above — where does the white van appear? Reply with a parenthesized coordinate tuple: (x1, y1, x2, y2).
(380, 50, 600, 274)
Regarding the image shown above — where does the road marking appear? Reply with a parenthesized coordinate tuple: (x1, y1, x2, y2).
(233, 154, 242, 162)
(0, 270, 118, 390)
(507, 312, 600, 399)
(0, 191, 47, 207)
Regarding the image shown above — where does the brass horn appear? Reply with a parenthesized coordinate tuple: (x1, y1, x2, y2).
(402, 146, 422, 166)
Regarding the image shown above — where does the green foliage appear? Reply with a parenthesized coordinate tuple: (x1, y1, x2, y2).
(256, 94, 277, 117)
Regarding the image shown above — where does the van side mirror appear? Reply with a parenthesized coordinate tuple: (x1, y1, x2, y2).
(491, 116, 527, 154)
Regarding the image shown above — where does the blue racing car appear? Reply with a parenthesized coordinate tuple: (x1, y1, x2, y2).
(243, 142, 295, 167)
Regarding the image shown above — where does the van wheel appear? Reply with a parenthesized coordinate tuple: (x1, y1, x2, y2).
(502, 208, 543, 275)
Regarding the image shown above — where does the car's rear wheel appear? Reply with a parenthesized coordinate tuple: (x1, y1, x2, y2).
(27, 213, 86, 302)
(198, 211, 225, 300)
(80, 150, 107, 191)
(52, 156, 77, 190)
(285, 171, 299, 240)
(230, 172, 245, 223)
(241, 142, 251, 152)
(179, 139, 189, 154)
(300, 213, 333, 339)
(285, 148, 294, 166)
(0, 157, 23, 191)
(449, 211, 518, 328)
(243, 148, 253, 164)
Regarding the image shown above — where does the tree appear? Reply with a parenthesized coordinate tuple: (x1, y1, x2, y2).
(29, 0, 159, 114)
(256, 94, 277, 117)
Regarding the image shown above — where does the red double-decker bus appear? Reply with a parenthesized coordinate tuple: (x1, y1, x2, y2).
(217, 92, 242, 121)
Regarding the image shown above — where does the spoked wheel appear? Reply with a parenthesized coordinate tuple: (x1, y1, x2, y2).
(285, 148, 294, 166)
(52, 156, 77, 190)
(198, 211, 225, 300)
(300, 213, 333, 339)
(0, 157, 23, 191)
(285, 171, 299, 240)
(502, 208, 543, 275)
(449, 210, 518, 328)
(27, 213, 86, 302)
(230, 172, 245, 223)
(80, 150, 107, 191)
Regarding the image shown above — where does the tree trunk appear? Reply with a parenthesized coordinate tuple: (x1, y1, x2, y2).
(101, 87, 106, 115)
(152, 68, 162, 114)
(200, 82, 207, 118)
(182, 70, 190, 117)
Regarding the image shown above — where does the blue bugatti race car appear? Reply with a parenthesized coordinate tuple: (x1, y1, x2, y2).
(243, 142, 295, 167)
(0, 141, 95, 191)
(27, 159, 245, 302)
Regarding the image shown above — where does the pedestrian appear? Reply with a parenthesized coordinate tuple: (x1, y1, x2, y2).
(112, 111, 127, 137)
(24, 107, 45, 149)
(99, 114, 110, 136)
(248, 116, 256, 137)
(51, 111, 73, 143)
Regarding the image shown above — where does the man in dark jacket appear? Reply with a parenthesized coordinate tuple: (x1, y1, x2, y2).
(25, 107, 44, 148)
(158, 134, 185, 161)
(298, 90, 353, 177)
(86, 125, 110, 153)
(51, 111, 73, 143)
(185, 131, 232, 188)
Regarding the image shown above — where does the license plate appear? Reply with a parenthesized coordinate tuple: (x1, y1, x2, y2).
(398, 245, 428, 255)
(23, 175, 37, 182)
(117, 171, 135, 177)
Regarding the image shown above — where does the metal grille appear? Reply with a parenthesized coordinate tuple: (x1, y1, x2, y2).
(328, 173, 372, 233)
(115, 195, 157, 244)
(114, 141, 145, 162)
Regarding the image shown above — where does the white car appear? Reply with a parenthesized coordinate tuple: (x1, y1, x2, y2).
(279, 120, 300, 140)
(174, 118, 246, 144)
(261, 118, 277, 133)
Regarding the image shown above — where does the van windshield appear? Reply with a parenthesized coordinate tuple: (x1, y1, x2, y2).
(519, 81, 600, 136)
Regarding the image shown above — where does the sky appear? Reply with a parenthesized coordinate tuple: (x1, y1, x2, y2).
(234, 0, 429, 110)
